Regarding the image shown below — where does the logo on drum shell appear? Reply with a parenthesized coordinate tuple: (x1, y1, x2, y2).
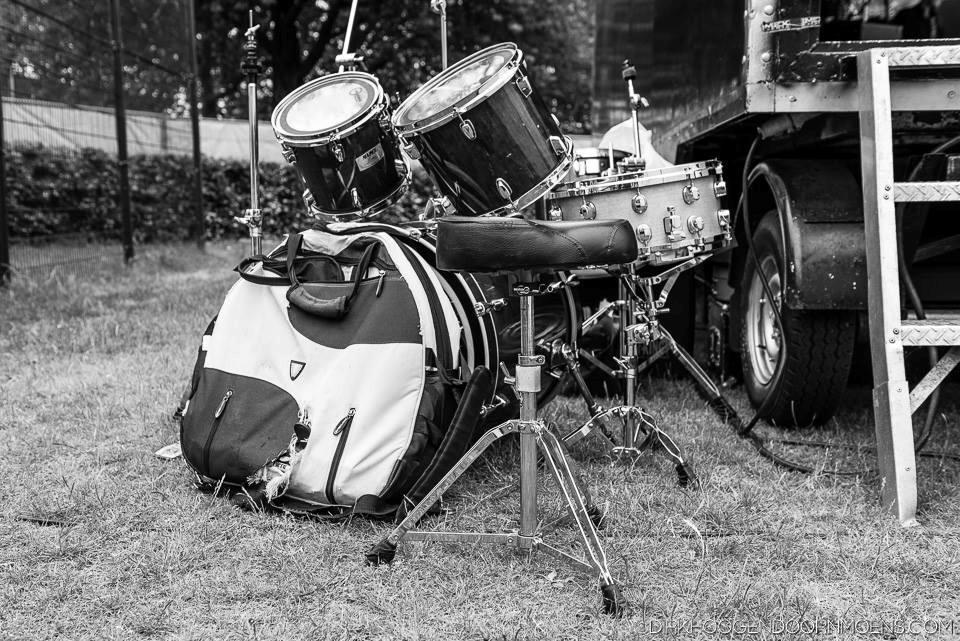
(356, 143, 385, 171)
(289, 360, 306, 381)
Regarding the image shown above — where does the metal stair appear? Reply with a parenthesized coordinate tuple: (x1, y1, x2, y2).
(858, 46, 960, 526)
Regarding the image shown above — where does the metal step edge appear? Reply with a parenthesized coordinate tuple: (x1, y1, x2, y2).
(899, 319, 960, 346)
(894, 182, 960, 203)
(885, 45, 960, 68)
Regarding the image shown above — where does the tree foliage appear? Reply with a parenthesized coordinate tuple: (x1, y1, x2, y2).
(197, 0, 595, 132)
(0, 0, 190, 113)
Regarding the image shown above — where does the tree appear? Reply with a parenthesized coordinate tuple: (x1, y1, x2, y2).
(195, 0, 595, 132)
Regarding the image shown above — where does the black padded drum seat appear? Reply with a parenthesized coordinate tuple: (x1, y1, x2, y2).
(436, 216, 638, 273)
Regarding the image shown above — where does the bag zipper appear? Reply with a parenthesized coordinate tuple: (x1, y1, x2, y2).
(325, 408, 356, 504)
(202, 389, 233, 476)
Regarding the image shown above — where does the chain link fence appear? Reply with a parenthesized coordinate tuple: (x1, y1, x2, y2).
(0, 0, 201, 283)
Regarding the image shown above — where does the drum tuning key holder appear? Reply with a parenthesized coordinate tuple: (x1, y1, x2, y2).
(235, 11, 263, 256)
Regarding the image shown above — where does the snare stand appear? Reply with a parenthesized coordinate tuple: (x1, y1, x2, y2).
(560, 254, 740, 481)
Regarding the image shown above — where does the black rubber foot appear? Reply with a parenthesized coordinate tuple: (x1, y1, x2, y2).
(587, 504, 606, 530)
(601, 583, 627, 617)
(676, 463, 698, 488)
(364, 540, 397, 566)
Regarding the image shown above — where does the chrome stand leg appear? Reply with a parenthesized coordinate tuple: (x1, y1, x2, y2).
(619, 272, 637, 450)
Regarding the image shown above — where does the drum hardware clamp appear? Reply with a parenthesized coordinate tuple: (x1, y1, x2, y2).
(579, 200, 597, 220)
(549, 136, 567, 157)
(663, 209, 685, 242)
(351, 188, 362, 209)
(399, 137, 421, 160)
(473, 298, 508, 316)
(515, 74, 533, 98)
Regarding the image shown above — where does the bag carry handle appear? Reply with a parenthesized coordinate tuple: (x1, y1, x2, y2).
(235, 253, 342, 286)
(285, 233, 380, 320)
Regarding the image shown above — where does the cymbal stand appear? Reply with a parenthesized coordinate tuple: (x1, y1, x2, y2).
(234, 11, 262, 257)
(431, 0, 449, 70)
(336, 0, 361, 73)
(367, 276, 627, 616)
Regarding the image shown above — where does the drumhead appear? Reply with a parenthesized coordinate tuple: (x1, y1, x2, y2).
(393, 43, 519, 131)
(272, 72, 382, 145)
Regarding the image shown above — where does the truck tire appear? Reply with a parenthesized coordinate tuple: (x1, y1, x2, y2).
(739, 212, 856, 427)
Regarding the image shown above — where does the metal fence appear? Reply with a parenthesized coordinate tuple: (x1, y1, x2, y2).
(0, 0, 202, 284)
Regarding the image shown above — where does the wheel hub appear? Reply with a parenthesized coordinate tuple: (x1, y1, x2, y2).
(746, 255, 782, 387)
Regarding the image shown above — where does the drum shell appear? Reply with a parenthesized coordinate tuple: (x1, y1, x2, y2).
(402, 72, 567, 217)
(544, 161, 730, 266)
(284, 115, 404, 217)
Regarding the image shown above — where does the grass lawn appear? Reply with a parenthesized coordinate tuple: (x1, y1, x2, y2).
(1, 241, 959, 640)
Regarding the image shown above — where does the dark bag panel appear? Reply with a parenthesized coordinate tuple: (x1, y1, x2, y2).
(180, 369, 299, 484)
(402, 365, 492, 510)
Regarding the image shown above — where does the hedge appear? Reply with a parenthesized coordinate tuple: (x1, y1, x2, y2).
(3, 145, 430, 242)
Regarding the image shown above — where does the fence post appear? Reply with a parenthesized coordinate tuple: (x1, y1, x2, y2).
(0, 84, 10, 286)
(109, 0, 134, 264)
(186, 0, 204, 249)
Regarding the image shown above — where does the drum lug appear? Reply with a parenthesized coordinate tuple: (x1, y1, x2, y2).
(515, 74, 532, 98)
(717, 209, 732, 239)
(548, 205, 564, 221)
(496, 178, 513, 201)
(351, 188, 362, 209)
(631, 193, 648, 214)
(331, 141, 345, 163)
(549, 135, 566, 157)
(457, 115, 477, 141)
(713, 177, 727, 198)
(682, 178, 701, 205)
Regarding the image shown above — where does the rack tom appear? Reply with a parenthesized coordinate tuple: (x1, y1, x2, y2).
(393, 42, 573, 217)
(272, 72, 410, 221)
(544, 160, 731, 265)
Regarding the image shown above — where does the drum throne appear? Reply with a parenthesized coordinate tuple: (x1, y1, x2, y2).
(366, 216, 640, 616)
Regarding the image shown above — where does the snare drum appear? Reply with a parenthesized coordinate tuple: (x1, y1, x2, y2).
(392, 42, 573, 217)
(272, 72, 410, 221)
(544, 160, 731, 265)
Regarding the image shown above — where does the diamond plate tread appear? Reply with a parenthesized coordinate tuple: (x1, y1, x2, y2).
(894, 182, 960, 202)
(886, 46, 960, 68)
(899, 320, 960, 346)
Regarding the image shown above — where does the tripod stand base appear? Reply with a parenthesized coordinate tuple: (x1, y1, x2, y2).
(365, 419, 627, 615)
(563, 405, 697, 487)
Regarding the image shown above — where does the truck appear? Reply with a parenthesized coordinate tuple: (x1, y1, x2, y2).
(591, 0, 960, 524)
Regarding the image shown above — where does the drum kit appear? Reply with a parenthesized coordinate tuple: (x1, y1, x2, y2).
(236, 0, 735, 615)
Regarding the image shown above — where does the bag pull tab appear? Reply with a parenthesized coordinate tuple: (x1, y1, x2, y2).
(214, 389, 234, 419)
(333, 408, 356, 435)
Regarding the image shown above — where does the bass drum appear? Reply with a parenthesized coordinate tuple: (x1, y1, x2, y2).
(404, 231, 579, 426)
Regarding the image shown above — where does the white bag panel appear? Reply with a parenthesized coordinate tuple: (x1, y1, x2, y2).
(286, 342, 425, 505)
